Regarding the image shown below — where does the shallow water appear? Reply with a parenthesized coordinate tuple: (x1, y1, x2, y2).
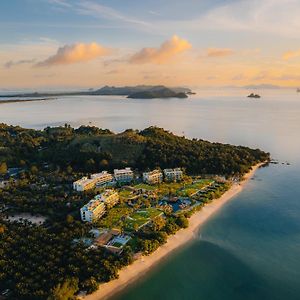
(1, 88, 300, 299)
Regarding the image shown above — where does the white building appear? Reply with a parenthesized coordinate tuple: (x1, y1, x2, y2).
(91, 171, 114, 186)
(80, 199, 106, 223)
(94, 189, 119, 209)
(73, 171, 113, 191)
(73, 177, 96, 191)
(163, 168, 183, 182)
(114, 167, 134, 183)
(143, 169, 163, 184)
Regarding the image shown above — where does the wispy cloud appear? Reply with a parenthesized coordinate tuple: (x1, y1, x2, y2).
(129, 35, 191, 64)
(36, 42, 112, 67)
(48, 0, 71, 8)
(155, 0, 300, 39)
(4, 59, 36, 69)
(76, 1, 150, 27)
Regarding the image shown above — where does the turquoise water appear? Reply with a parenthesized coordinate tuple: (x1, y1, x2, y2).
(1, 88, 300, 299)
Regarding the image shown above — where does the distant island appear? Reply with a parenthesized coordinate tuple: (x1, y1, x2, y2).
(247, 93, 261, 99)
(127, 87, 188, 99)
(0, 85, 193, 99)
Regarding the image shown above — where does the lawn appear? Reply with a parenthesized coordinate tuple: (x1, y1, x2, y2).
(119, 189, 133, 198)
(178, 179, 215, 197)
(134, 183, 157, 191)
(124, 208, 163, 231)
(98, 206, 133, 229)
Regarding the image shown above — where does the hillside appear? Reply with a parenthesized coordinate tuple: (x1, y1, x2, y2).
(0, 124, 270, 176)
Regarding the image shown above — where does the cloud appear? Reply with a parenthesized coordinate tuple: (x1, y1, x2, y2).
(205, 48, 234, 58)
(282, 50, 300, 60)
(48, 0, 71, 7)
(36, 42, 111, 67)
(129, 35, 192, 64)
(4, 59, 36, 69)
(77, 1, 150, 28)
(156, 0, 300, 39)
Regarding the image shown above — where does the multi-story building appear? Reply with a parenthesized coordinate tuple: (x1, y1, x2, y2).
(163, 168, 183, 182)
(73, 177, 96, 191)
(80, 199, 106, 223)
(143, 169, 163, 184)
(114, 167, 134, 183)
(95, 189, 119, 209)
(73, 171, 114, 191)
(91, 171, 114, 186)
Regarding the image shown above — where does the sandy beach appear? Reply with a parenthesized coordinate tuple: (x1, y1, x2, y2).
(83, 163, 264, 300)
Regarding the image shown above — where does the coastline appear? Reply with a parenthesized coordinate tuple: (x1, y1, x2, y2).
(83, 162, 264, 300)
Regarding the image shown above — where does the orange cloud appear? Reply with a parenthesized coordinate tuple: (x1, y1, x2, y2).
(282, 50, 300, 60)
(129, 35, 191, 64)
(36, 42, 111, 67)
(205, 48, 234, 57)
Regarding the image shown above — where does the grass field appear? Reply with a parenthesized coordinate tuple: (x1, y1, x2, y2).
(134, 183, 157, 191)
(98, 206, 133, 229)
(125, 208, 163, 231)
(177, 179, 214, 197)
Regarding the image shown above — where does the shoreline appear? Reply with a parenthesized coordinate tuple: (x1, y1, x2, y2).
(83, 163, 264, 300)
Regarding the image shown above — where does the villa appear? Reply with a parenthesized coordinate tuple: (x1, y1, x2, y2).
(143, 169, 163, 184)
(163, 168, 183, 182)
(114, 167, 134, 183)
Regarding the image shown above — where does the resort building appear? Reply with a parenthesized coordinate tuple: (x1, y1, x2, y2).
(163, 168, 183, 182)
(91, 171, 114, 186)
(73, 177, 96, 191)
(143, 169, 163, 184)
(73, 171, 114, 191)
(114, 167, 134, 183)
(94, 189, 119, 208)
(80, 199, 106, 223)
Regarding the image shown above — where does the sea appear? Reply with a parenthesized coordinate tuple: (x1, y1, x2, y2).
(1, 88, 300, 300)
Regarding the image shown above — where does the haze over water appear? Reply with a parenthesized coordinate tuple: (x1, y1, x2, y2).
(1, 89, 300, 299)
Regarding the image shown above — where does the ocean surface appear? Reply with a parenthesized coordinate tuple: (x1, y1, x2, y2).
(1, 88, 300, 299)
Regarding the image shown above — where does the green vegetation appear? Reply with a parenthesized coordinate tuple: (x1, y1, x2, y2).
(133, 183, 156, 191)
(125, 208, 163, 231)
(0, 123, 269, 299)
(97, 206, 133, 229)
(0, 123, 269, 176)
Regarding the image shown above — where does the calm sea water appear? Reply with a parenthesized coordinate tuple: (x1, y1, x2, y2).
(1, 88, 300, 299)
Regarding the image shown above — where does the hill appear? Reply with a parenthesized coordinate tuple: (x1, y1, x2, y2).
(127, 87, 188, 99)
(0, 124, 269, 176)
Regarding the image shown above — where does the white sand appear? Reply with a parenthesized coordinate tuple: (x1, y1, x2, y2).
(83, 163, 263, 300)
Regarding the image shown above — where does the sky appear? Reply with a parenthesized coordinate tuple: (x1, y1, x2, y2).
(1, 0, 300, 89)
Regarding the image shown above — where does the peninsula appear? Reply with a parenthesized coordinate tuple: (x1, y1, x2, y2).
(0, 124, 270, 299)
(0, 98, 57, 105)
(0, 85, 192, 99)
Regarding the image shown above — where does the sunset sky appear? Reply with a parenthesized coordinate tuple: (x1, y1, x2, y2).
(1, 0, 300, 89)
